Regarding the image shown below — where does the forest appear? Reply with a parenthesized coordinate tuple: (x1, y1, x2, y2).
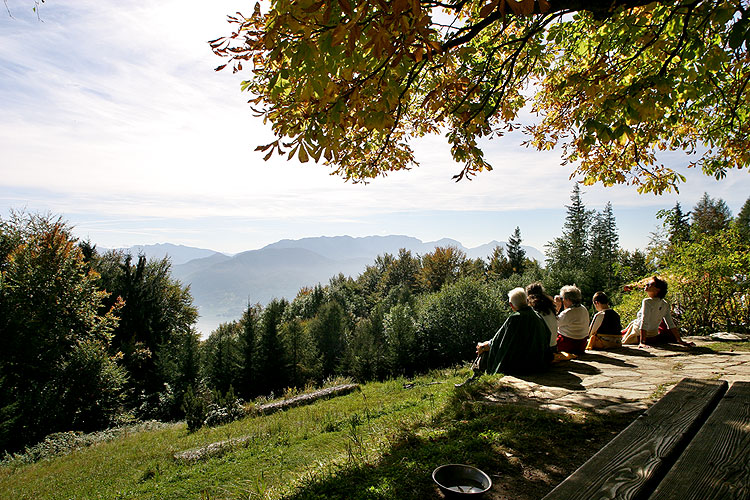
(1, 187, 749, 455)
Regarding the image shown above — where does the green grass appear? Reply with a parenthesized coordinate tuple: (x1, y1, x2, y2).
(702, 341, 750, 353)
(0, 369, 635, 500)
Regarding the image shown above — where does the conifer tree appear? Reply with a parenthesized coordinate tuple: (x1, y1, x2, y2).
(506, 226, 526, 275)
(734, 196, 750, 240)
(201, 322, 243, 396)
(255, 298, 288, 395)
(691, 192, 732, 237)
(657, 202, 692, 245)
(589, 202, 620, 292)
(308, 301, 347, 378)
(545, 185, 594, 288)
(239, 303, 261, 399)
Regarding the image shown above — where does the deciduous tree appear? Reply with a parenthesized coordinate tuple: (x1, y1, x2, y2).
(419, 245, 467, 292)
(0, 213, 125, 453)
(214, 0, 750, 192)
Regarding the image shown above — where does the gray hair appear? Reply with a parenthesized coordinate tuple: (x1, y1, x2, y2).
(508, 287, 528, 309)
(560, 285, 582, 305)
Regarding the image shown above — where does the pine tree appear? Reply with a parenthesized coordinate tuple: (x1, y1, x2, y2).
(506, 227, 526, 275)
(734, 196, 750, 239)
(691, 192, 732, 237)
(255, 299, 288, 395)
(238, 304, 260, 399)
(545, 185, 594, 279)
(308, 301, 347, 378)
(589, 203, 620, 292)
(201, 322, 243, 396)
(658, 202, 691, 244)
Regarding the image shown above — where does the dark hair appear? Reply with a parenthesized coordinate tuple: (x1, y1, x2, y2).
(592, 291, 610, 305)
(651, 276, 668, 298)
(526, 282, 556, 315)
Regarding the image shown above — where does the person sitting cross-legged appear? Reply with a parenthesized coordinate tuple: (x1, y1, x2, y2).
(458, 288, 550, 385)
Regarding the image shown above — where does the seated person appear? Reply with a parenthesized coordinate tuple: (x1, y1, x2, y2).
(464, 288, 550, 380)
(622, 276, 695, 348)
(556, 285, 590, 354)
(586, 291, 623, 350)
(553, 294, 563, 314)
(526, 282, 558, 353)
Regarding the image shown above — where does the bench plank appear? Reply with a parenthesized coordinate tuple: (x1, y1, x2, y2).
(649, 381, 750, 500)
(542, 378, 728, 500)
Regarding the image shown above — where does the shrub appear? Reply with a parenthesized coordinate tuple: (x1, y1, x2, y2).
(416, 277, 506, 370)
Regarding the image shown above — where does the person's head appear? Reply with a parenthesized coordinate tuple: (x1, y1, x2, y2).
(592, 291, 610, 311)
(560, 285, 582, 307)
(525, 282, 545, 297)
(645, 276, 668, 298)
(526, 282, 556, 314)
(508, 287, 527, 310)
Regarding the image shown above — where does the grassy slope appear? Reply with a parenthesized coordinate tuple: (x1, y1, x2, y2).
(1, 368, 635, 500)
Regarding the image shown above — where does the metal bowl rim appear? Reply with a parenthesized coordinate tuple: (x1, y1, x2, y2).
(432, 463, 492, 493)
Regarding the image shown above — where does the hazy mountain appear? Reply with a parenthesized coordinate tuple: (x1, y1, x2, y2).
(174, 247, 371, 337)
(125, 236, 544, 337)
(264, 235, 425, 260)
(465, 240, 545, 264)
(108, 243, 227, 266)
(263, 235, 544, 263)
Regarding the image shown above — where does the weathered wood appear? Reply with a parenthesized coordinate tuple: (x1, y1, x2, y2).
(542, 378, 728, 500)
(649, 381, 750, 500)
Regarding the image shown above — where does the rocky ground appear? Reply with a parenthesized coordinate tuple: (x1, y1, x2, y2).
(495, 334, 749, 416)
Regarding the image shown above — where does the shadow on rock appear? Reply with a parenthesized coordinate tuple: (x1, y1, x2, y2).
(576, 352, 638, 368)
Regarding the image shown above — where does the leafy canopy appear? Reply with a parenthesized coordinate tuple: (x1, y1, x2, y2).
(214, 0, 750, 193)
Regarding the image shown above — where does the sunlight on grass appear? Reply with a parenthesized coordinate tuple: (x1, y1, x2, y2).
(0, 368, 634, 500)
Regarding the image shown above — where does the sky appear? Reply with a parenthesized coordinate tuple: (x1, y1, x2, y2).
(2, 1, 749, 257)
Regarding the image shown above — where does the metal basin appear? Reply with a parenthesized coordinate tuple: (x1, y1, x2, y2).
(432, 464, 492, 497)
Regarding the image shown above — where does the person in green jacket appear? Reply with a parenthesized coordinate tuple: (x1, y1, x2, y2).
(459, 288, 550, 384)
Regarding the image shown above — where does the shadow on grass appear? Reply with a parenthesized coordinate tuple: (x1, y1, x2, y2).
(279, 380, 636, 500)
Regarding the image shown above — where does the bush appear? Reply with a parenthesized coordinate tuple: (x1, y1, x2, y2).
(666, 229, 750, 334)
(416, 277, 506, 370)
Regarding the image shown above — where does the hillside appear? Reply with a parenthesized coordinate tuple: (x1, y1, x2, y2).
(0, 369, 634, 500)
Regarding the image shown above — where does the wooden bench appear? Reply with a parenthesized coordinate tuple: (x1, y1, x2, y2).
(542, 378, 750, 500)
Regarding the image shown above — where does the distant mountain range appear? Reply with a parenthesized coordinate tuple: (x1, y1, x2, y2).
(115, 236, 544, 337)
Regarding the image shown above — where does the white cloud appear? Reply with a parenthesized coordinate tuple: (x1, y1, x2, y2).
(2, 1, 749, 254)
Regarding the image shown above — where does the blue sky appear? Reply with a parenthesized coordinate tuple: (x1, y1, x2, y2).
(2, 1, 749, 256)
